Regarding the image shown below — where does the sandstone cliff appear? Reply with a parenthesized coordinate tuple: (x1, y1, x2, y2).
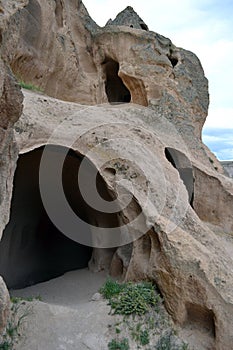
(0, 1, 233, 349)
(0, 0, 26, 333)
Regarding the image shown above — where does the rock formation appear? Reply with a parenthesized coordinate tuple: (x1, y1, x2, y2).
(221, 161, 233, 178)
(105, 6, 149, 31)
(0, 0, 26, 332)
(0, 1, 233, 349)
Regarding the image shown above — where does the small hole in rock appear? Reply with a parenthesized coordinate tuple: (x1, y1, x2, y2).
(165, 147, 194, 207)
(140, 23, 148, 31)
(185, 303, 216, 338)
(103, 58, 131, 104)
(168, 56, 178, 68)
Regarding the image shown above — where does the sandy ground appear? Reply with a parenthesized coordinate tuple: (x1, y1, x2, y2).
(10, 269, 113, 350)
(9, 269, 211, 350)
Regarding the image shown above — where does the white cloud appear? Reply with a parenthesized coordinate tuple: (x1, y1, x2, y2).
(204, 107, 233, 129)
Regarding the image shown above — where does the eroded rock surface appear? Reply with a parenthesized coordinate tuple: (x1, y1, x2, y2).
(1, 1, 209, 139)
(105, 6, 149, 31)
(12, 90, 233, 350)
(0, 0, 25, 333)
(0, 1, 233, 350)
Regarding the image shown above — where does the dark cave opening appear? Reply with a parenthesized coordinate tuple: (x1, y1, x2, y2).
(165, 147, 194, 207)
(103, 58, 131, 103)
(140, 23, 148, 31)
(0, 145, 119, 289)
(168, 56, 178, 68)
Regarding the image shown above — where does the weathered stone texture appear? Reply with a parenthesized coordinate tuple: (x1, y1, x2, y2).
(0, 0, 25, 333)
(221, 161, 233, 178)
(106, 6, 149, 31)
(0, 2, 233, 349)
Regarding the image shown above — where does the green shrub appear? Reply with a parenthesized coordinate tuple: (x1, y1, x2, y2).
(0, 341, 11, 350)
(99, 278, 125, 299)
(0, 299, 31, 350)
(131, 323, 150, 346)
(11, 295, 42, 303)
(18, 80, 42, 92)
(108, 338, 129, 350)
(109, 282, 160, 316)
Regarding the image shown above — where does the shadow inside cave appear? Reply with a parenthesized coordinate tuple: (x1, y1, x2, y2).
(0, 145, 119, 289)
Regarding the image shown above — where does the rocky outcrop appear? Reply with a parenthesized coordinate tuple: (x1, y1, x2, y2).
(0, 0, 25, 334)
(12, 90, 233, 350)
(1, 2, 209, 140)
(105, 6, 149, 31)
(0, 1, 233, 349)
(1, 0, 98, 103)
(221, 160, 233, 178)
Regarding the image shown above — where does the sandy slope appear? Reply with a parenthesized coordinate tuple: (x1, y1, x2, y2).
(11, 269, 113, 350)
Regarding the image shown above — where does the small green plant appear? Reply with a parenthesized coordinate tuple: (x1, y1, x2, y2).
(108, 338, 129, 350)
(0, 299, 31, 349)
(0, 341, 11, 350)
(181, 344, 189, 350)
(101, 279, 189, 349)
(139, 329, 150, 346)
(100, 278, 125, 299)
(11, 295, 42, 303)
(18, 80, 42, 92)
(156, 332, 172, 350)
(115, 327, 121, 334)
(131, 323, 150, 346)
(108, 282, 160, 316)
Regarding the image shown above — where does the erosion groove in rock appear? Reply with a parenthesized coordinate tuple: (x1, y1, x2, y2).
(0, 1, 232, 350)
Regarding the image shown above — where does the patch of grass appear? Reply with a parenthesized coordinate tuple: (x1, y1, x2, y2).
(99, 278, 125, 299)
(115, 327, 121, 334)
(131, 323, 150, 346)
(108, 281, 160, 316)
(0, 299, 31, 350)
(18, 80, 42, 92)
(101, 279, 189, 349)
(0, 341, 11, 350)
(156, 332, 173, 350)
(11, 295, 42, 303)
(108, 338, 129, 350)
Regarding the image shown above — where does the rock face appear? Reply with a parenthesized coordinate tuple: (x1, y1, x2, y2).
(1, 1, 208, 139)
(221, 161, 233, 178)
(0, 1, 233, 350)
(0, 0, 25, 333)
(106, 6, 149, 31)
(1, 0, 98, 103)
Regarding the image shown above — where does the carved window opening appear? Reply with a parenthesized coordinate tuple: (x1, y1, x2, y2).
(165, 147, 194, 207)
(103, 58, 131, 104)
(140, 23, 148, 31)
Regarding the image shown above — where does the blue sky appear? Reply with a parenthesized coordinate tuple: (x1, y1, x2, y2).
(84, 0, 233, 160)
(203, 128, 233, 160)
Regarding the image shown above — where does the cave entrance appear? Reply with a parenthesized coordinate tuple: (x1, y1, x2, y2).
(165, 147, 194, 206)
(0, 145, 119, 289)
(103, 58, 131, 103)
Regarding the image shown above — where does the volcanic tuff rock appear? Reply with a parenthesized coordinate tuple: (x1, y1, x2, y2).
(0, 1, 233, 349)
(105, 6, 149, 31)
(0, 0, 25, 332)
